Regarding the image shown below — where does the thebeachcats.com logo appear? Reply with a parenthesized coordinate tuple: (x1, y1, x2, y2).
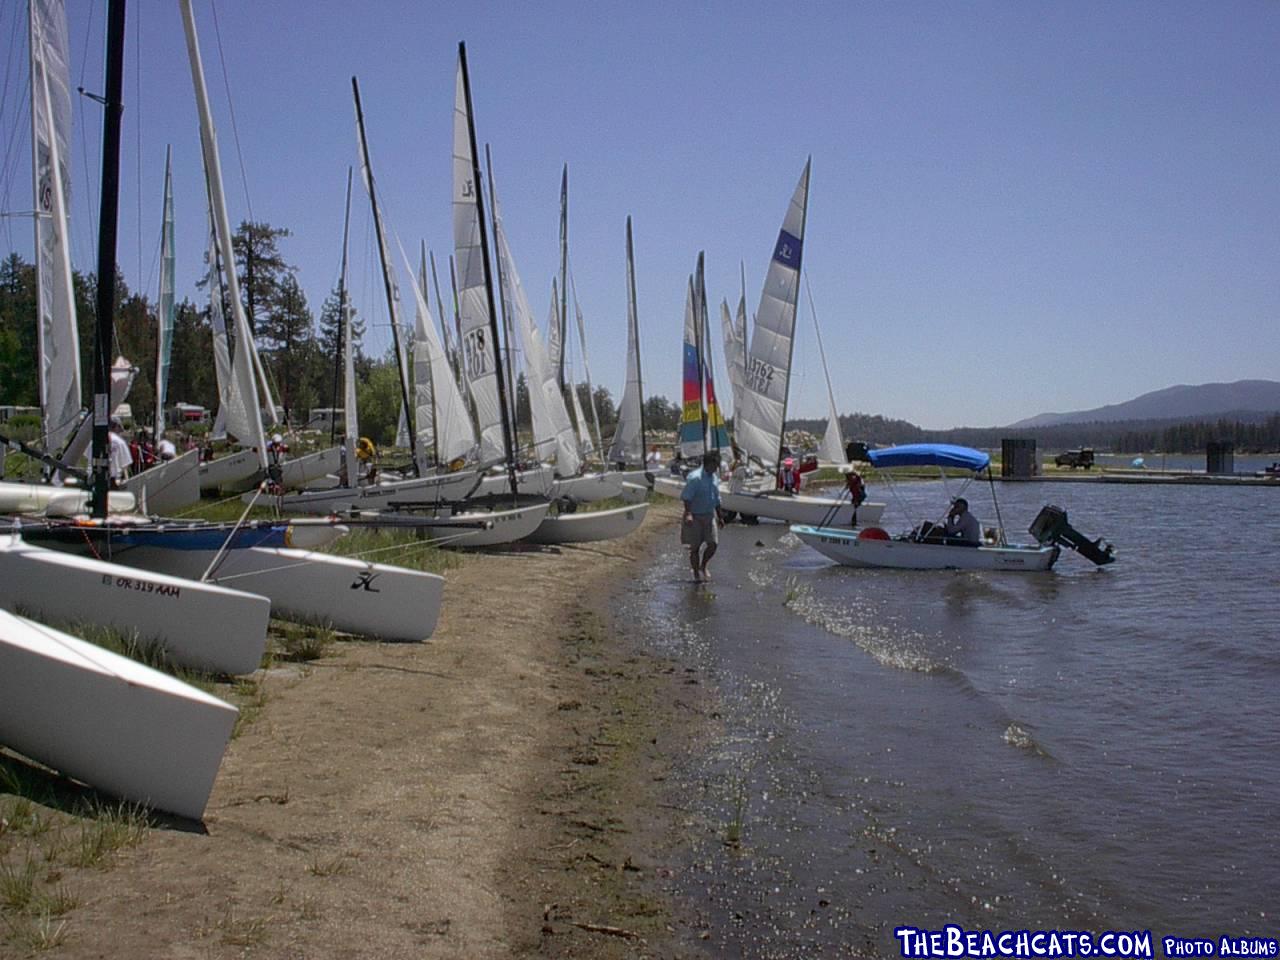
(895, 925, 1279, 959)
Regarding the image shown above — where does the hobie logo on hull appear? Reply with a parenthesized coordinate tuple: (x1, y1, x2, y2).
(351, 571, 381, 592)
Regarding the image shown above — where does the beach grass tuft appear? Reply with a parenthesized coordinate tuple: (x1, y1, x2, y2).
(320, 527, 461, 575)
(272, 621, 335, 663)
(70, 801, 147, 868)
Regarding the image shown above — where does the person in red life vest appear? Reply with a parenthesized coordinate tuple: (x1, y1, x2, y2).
(841, 464, 867, 526)
(265, 433, 289, 495)
(777, 457, 798, 494)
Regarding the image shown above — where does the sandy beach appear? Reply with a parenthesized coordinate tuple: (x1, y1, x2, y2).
(1, 501, 716, 958)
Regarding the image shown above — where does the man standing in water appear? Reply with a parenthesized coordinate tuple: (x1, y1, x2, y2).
(681, 451, 724, 582)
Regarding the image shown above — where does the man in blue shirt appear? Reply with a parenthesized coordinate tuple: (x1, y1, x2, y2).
(681, 451, 723, 582)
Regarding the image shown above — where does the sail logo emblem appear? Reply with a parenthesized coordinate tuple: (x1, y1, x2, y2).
(464, 329, 489, 378)
(773, 229, 803, 268)
(461, 178, 475, 199)
(351, 570, 381, 592)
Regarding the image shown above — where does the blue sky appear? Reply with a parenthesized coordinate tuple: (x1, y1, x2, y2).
(2, 0, 1277, 428)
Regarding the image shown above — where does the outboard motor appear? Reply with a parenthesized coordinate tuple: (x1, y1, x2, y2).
(1029, 505, 1115, 566)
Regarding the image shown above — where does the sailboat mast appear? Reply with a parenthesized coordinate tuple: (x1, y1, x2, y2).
(627, 216, 647, 461)
(351, 75, 418, 474)
(484, 143, 519, 453)
(330, 166, 353, 446)
(154, 144, 175, 443)
(458, 42, 518, 498)
(557, 164, 569, 390)
(90, 0, 126, 519)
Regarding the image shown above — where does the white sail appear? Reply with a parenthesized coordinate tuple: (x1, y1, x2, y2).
(452, 56, 504, 462)
(28, 0, 80, 453)
(399, 249, 476, 467)
(154, 147, 175, 441)
(811, 287, 845, 465)
(735, 159, 811, 469)
(570, 281, 605, 456)
(546, 282, 563, 395)
(569, 376, 594, 458)
(493, 220, 579, 477)
(720, 299, 746, 418)
(61, 357, 134, 468)
(180, 0, 268, 467)
(607, 217, 643, 466)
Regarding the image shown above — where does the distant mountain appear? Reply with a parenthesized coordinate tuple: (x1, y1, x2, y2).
(1007, 380, 1280, 429)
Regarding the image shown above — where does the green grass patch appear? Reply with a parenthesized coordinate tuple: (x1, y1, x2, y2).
(271, 621, 336, 663)
(319, 527, 461, 575)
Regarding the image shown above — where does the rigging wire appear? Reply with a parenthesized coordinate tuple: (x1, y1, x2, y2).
(0, 3, 23, 251)
(76, 0, 100, 270)
(208, 0, 253, 223)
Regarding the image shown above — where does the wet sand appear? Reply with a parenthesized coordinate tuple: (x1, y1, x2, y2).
(1, 500, 718, 958)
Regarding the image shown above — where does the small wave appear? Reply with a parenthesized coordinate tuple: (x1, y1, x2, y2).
(785, 591, 944, 674)
(1003, 722, 1050, 758)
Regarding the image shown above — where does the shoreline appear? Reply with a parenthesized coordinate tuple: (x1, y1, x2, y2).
(1, 500, 715, 958)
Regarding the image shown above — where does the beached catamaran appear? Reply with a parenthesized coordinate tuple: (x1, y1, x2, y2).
(0, 0, 242, 822)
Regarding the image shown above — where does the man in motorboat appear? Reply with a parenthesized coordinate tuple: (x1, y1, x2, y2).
(947, 498, 981, 544)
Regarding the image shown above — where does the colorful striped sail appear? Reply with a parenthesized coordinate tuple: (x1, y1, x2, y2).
(677, 278, 705, 459)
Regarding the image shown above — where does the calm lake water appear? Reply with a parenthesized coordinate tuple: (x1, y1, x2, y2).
(622, 479, 1280, 957)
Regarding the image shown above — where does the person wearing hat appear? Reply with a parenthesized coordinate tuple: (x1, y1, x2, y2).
(778, 457, 798, 494)
(840, 464, 867, 526)
(265, 433, 289, 494)
(107, 417, 132, 487)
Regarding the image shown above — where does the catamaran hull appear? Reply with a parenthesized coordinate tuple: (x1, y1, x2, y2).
(525, 502, 648, 544)
(0, 609, 237, 820)
(654, 476, 882, 527)
(0, 539, 270, 675)
(472, 465, 555, 499)
(279, 446, 343, 490)
(0, 481, 136, 516)
(266, 470, 479, 515)
(550, 472, 625, 503)
(204, 547, 445, 640)
(123, 449, 201, 514)
(198, 447, 261, 493)
(360, 502, 551, 548)
(791, 525, 1060, 571)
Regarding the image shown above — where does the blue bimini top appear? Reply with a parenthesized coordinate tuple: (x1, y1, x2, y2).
(865, 443, 991, 472)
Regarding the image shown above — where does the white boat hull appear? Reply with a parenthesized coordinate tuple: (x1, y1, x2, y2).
(549, 471, 625, 503)
(654, 476, 883, 527)
(202, 547, 445, 641)
(123, 449, 201, 515)
(0, 609, 237, 820)
(279, 446, 343, 490)
(0, 538, 270, 675)
(525, 502, 648, 544)
(792, 525, 1060, 571)
(0, 480, 136, 516)
(198, 447, 261, 493)
(363, 501, 551, 548)
(264, 470, 479, 515)
(472, 464, 555, 499)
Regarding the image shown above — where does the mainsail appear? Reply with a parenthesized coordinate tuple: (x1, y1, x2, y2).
(154, 147, 175, 441)
(734, 159, 811, 469)
(606, 217, 644, 466)
(677, 277, 705, 459)
(29, 0, 80, 453)
(400, 244, 475, 466)
(493, 219, 578, 476)
(452, 55, 505, 462)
